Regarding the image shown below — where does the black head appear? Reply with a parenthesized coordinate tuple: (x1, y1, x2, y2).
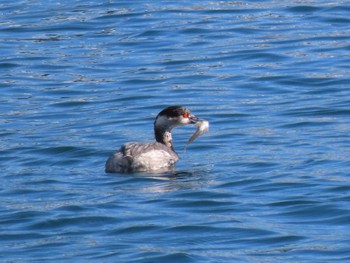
(155, 106, 198, 127)
(154, 106, 199, 147)
(158, 105, 188, 118)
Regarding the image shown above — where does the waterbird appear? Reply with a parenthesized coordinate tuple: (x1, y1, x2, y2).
(105, 106, 208, 173)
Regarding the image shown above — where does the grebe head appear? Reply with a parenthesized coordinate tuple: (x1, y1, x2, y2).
(154, 106, 199, 149)
(154, 105, 198, 130)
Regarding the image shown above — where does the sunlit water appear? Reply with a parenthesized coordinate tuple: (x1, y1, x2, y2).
(1, 0, 350, 262)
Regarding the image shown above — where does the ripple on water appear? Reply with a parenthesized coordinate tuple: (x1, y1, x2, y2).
(2, 0, 350, 262)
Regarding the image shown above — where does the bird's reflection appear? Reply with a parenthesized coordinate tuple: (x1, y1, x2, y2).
(109, 165, 214, 194)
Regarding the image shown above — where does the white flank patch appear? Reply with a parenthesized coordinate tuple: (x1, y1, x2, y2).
(132, 150, 175, 171)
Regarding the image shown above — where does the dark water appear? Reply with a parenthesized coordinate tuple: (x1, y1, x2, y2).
(1, 0, 350, 262)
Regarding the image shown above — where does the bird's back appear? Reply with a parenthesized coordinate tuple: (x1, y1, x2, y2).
(105, 142, 179, 173)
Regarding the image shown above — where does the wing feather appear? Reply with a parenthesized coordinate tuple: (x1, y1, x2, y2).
(106, 142, 179, 173)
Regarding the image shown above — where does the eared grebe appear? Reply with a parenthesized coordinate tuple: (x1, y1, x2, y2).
(105, 106, 207, 173)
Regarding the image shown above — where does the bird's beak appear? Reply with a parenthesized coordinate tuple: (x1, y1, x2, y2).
(189, 114, 199, 124)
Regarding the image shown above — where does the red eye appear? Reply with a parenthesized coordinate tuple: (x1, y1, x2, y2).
(183, 112, 189, 118)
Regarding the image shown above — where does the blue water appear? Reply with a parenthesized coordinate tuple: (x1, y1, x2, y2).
(1, 0, 350, 261)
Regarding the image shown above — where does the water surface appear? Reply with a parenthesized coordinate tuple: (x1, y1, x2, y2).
(1, 0, 350, 262)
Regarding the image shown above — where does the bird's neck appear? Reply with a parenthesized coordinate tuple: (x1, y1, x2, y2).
(154, 126, 175, 151)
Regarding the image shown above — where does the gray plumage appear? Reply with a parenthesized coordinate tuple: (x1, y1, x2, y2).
(105, 142, 179, 173)
(105, 106, 199, 173)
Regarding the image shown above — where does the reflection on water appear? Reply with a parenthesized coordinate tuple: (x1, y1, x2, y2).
(107, 168, 215, 194)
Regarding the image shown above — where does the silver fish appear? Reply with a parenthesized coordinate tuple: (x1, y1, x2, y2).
(186, 119, 209, 146)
